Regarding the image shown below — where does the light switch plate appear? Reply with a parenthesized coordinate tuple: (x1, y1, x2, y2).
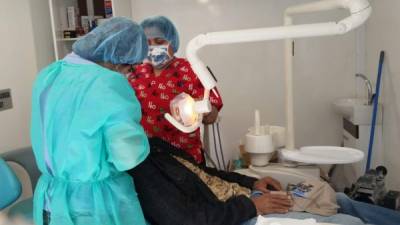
(0, 89, 13, 111)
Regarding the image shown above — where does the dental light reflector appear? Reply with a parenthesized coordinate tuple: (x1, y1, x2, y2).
(167, 93, 211, 132)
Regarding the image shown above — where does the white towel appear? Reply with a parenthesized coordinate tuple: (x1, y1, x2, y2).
(255, 215, 317, 225)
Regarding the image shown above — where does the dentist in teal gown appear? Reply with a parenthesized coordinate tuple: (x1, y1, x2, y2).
(30, 17, 150, 225)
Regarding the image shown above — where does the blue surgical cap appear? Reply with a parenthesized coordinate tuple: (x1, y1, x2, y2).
(140, 16, 180, 53)
(72, 17, 148, 65)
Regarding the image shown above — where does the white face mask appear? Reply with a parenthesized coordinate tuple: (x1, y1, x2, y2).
(147, 45, 173, 69)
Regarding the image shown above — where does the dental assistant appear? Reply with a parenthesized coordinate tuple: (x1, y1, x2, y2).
(31, 17, 149, 225)
(128, 16, 223, 164)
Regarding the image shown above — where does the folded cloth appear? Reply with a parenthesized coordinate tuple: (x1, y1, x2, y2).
(255, 215, 317, 225)
(289, 180, 339, 216)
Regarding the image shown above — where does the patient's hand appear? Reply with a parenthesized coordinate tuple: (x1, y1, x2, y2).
(254, 177, 283, 193)
(251, 192, 293, 215)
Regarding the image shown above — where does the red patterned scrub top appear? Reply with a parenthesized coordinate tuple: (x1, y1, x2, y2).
(128, 58, 223, 163)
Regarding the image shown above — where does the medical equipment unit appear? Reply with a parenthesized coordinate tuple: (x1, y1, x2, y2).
(245, 110, 285, 167)
(346, 165, 399, 210)
(166, 0, 371, 169)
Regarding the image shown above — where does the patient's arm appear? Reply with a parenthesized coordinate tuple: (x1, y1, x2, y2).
(202, 166, 258, 189)
(130, 159, 257, 225)
(147, 137, 258, 189)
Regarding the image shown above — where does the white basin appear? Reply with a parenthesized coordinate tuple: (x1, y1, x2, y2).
(333, 98, 367, 117)
(332, 98, 381, 125)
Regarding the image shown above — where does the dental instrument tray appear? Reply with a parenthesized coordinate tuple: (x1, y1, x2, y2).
(281, 146, 364, 165)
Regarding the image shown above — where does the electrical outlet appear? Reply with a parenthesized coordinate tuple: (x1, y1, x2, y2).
(0, 89, 13, 111)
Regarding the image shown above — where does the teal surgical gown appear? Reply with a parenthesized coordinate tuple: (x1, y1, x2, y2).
(30, 53, 150, 225)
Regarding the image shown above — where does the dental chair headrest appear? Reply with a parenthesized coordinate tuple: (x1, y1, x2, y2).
(0, 158, 22, 209)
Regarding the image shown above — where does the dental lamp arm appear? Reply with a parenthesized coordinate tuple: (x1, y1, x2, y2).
(285, 0, 371, 27)
(186, 0, 371, 89)
(166, 22, 348, 133)
(166, 0, 371, 139)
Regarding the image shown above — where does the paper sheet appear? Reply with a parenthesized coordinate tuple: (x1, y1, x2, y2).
(255, 215, 317, 225)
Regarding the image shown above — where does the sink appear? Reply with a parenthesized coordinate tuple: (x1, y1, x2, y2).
(332, 98, 382, 125)
(333, 98, 368, 118)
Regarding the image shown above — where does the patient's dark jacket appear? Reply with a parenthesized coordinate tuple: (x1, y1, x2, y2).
(129, 138, 258, 225)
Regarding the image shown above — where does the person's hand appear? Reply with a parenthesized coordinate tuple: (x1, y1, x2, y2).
(251, 192, 293, 215)
(253, 177, 283, 193)
(202, 106, 219, 124)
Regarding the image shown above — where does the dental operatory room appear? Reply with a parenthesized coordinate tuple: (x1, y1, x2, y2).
(2, 0, 400, 225)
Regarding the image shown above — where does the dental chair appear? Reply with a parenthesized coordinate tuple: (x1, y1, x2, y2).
(0, 147, 346, 225)
(0, 147, 40, 223)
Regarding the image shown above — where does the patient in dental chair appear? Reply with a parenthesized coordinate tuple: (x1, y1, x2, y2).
(129, 138, 400, 225)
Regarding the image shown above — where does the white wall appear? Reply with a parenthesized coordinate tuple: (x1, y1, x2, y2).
(365, 0, 400, 189)
(113, 0, 133, 18)
(29, 0, 55, 69)
(132, 0, 360, 162)
(0, 1, 39, 153)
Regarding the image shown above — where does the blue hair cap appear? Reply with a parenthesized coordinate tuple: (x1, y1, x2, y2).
(141, 16, 180, 53)
(73, 17, 148, 64)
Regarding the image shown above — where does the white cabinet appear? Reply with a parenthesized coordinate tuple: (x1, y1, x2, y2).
(332, 117, 384, 191)
(49, 0, 132, 60)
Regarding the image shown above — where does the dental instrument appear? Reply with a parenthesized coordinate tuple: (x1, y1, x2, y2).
(166, 0, 371, 165)
(212, 120, 222, 170)
(214, 121, 227, 170)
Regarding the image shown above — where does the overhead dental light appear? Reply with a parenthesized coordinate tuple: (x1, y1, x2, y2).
(167, 92, 211, 131)
(164, 0, 371, 164)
